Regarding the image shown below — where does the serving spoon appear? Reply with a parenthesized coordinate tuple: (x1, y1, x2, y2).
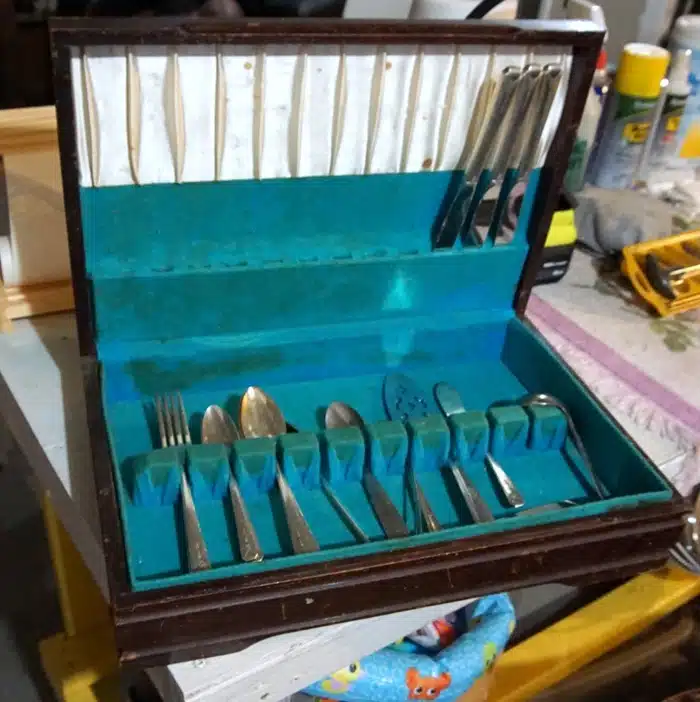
(520, 393, 607, 500)
(384, 373, 494, 524)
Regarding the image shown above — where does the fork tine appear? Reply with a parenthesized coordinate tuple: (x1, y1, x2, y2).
(177, 392, 192, 445)
(155, 395, 168, 449)
(167, 393, 183, 446)
(162, 393, 176, 446)
(680, 549, 700, 573)
(670, 545, 700, 573)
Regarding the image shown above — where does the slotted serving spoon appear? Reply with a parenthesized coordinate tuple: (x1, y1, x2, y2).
(384, 373, 494, 524)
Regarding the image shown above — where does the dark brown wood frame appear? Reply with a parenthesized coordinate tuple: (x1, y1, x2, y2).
(52, 19, 687, 668)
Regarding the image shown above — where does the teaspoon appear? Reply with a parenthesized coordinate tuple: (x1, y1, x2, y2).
(520, 393, 606, 500)
(326, 402, 410, 538)
(240, 387, 320, 554)
(201, 405, 263, 563)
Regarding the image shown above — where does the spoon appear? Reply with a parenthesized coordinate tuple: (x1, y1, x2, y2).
(517, 499, 578, 516)
(325, 402, 410, 538)
(201, 405, 263, 563)
(330, 402, 441, 534)
(240, 387, 320, 554)
(384, 374, 494, 524)
(520, 393, 606, 500)
(434, 383, 524, 508)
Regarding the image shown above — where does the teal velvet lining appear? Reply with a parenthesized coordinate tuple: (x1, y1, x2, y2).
(82, 170, 673, 591)
(83, 171, 473, 277)
(82, 171, 536, 344)
(101, 317, 672, 590)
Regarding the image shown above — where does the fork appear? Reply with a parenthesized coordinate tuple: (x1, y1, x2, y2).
(155, 392, 211, 572)
(669, 513, 700, 575)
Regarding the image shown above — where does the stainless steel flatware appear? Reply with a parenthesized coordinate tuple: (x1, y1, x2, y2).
(434, 383, 524, 508)
(383, 374, 469, 530)
(670, 490, 700, 574)
(201, 405, 263, 563)
(325, 402, 410, 539)
(376, 381, 442, 534)
(155, 392, 211, 571)
(487, 63, 563, 243)
(239, 387, 320, 554)
(670, 514, 700, 574)
(320, 477, 369, 544)
(469, 63, 541, 246)
(383, 373, 493, 524)
(517, 499, 577, 516)
(520, 393, 607, 500)
(434, 66, 522, 249)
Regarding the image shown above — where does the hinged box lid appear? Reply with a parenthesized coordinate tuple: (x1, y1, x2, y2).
(52, 18, 600, 359)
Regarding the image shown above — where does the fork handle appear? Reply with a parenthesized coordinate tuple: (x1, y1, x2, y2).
(229, 477, 264, 563)
(275, 461, 320, 554)
(180, 475, 211, 571)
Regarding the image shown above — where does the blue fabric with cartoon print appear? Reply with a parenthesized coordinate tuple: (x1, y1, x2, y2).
(302, 594, 514, 702)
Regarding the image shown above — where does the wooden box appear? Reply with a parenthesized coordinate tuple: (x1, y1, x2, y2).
(50, 17, 685, 667)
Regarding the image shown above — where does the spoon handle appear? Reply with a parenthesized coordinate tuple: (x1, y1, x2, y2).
(414, 480, 441, 532)
(321, 477, 369, 543)
(485, 454, 524, 508)
(181, 474, 211, 571)
(363, 474, 410, 538)
(275, 462, 320, 554)
(228, 476, 264, 563)
(448, 462, 494, 523)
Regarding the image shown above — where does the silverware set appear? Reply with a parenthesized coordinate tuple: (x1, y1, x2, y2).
(153, 375, 602, 572)
(435, 61, 563, 249)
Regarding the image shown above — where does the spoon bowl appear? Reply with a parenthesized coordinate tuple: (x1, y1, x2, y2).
(239, 386, 319, 554)
(202, 405, 242, 444)
(325, 402, 364, 430)
(325, 400, 410, 538)
(200, 404, 262, 563)
(240, 386, 287, 438)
